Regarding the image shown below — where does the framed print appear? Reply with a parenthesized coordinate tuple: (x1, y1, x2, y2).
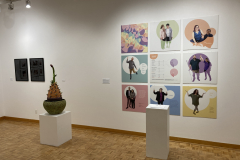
(30, 58, 45, 82)
(14, 59, 29, 81)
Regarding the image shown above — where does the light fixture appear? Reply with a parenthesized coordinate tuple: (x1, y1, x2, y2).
(26, 0, 31, 8)
(5, 0, 31, 11)
(8, 1, 14, 10)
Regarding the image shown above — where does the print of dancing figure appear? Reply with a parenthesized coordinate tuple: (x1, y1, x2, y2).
(126, 57, 138, 80)
(185, 89, 205, 115)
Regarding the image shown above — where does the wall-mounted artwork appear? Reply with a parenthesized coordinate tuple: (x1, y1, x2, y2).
(150, 20, 181, 51)
(14, 59, 29, 81)
(183, 52, 218, 84)
(30, 58, 45, 82)
(183, 15, 218, 50)
(150, 53, 181, 83)
(121, 55, 148, 83)
(122, 84, 148, 113)
(183, 86, 217, 119)
(121, 23, 148, 53)
(150, 85, 180, 116)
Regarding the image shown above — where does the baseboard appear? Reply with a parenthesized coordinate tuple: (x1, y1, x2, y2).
(72, 124, 146, 136)
(0, 116, 5, 121)
(72, 124, 240, 149)
(170, 137, 240, 150)
(1, 116, 39, 123)
(1, 116, 239, 149)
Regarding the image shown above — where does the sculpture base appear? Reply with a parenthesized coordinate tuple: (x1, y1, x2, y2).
(40, 111, 72, 146)
(146, 104, 169, 160)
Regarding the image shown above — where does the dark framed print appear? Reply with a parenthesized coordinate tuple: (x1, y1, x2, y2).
(20, 69, 28, 79)
(14, 59, 29, 81)
(32, 60, 38, 68)
(32, 68, 39, 77)
(30, 58, 45, 81)
(39, 68, 44, 76)
(39, 60, 43, 66)
(20, 60, 27, 69)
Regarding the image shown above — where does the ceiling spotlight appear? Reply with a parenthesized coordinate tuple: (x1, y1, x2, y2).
(26, 0, 31, 8)
(8, 1, 14, 10)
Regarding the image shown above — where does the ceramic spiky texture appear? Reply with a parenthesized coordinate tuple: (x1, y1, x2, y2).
(47, 64, 62, 101)
(43, 64, 66, 115)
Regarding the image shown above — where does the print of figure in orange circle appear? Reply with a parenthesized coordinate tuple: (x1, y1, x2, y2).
(185, 19, 216, 48)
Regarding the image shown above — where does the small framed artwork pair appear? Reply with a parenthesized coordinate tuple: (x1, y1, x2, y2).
(14, 58, 45, 82)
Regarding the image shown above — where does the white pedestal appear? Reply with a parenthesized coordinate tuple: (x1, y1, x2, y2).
(146, 104, 169, 160)
(39, 111, 72, 147)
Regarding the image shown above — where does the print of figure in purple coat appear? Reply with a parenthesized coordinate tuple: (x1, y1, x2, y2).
(202, 58, 212, 81)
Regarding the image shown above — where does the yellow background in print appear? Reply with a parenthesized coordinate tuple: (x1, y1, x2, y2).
(182, 86, 217, 119)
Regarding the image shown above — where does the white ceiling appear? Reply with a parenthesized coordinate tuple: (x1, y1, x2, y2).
(0, 0, 21, 5)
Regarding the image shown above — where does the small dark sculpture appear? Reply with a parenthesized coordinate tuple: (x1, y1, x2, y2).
(43, 64, 66, 115)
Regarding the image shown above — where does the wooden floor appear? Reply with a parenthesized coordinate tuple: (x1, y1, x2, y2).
(0, 120, 239, 160)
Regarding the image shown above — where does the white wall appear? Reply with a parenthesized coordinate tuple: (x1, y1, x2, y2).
(0, 0, 240, 145)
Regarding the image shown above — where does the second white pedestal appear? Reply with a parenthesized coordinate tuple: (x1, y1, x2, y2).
(40, 111, 72, 147)
(146, 104, 169, 160)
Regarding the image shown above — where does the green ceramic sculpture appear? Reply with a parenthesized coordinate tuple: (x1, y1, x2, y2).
(43, 64, 66, 115)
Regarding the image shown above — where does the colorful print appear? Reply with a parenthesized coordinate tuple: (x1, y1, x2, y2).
(121, 23, 148, 53)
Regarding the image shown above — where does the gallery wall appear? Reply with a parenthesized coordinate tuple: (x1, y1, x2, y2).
(0, 0, 240, 145)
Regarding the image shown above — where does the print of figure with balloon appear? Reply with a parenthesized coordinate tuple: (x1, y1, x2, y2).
(122, 55, 148, 83)
(183, 15, 219, 50)
(183, 86, 217, 119)
(170, 59, 178, 77)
